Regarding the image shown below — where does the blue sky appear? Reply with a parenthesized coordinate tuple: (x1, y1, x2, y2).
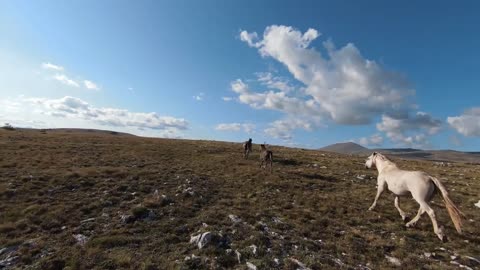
(1, 0, 479, 150)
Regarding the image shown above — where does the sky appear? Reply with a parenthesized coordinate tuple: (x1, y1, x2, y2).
(1, 0, 479, 150)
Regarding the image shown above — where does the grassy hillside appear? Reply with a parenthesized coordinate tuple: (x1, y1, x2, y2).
(1, 129, 479, 269)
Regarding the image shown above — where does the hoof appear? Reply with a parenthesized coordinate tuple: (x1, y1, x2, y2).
(405, 222, 415, 228)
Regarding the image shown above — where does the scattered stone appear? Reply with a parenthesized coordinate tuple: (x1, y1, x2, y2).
(120, 214, 136, 224)
(465, 256, 480, 265)
(289, 258, 310, 270)
(80, 218, 96, 224)
(189, 232, 212, 249)
(356, 175, 366, 180)
(274, 258, 280, 265)
(235, 250, 241, 263)
(272, 217, 284, 224)
(249, 244, 257, 255)
(228, 214, 242, 224)
(73, 234, 88, 246)
(474, 200, 480, 208)
(246, 262, 257, 270)
(61, 226, 67, 230)
(320, 166, 327, 169)
(0, 255, 19, 268)
(450, 261, 473, 270)
(385, 255, 401, 267)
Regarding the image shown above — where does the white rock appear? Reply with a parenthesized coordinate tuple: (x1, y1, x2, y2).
(385, 255, 401, 267)
(229, 214, 242, 224)
(235, 250, 241, 263)
(474, 200, 480, 208)
(249, 244, 257, 255)
(450, 261, 473, 270)
(189, 232, 212, 249)
(289, 258, 310, 269)
(73, 234, 88, 246)
(246, 262, 257, 270)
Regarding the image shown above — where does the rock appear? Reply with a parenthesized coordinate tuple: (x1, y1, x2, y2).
(189, 232, 212, 249)
(235, 250, 241, 263)
(465, 256, 480, 265)
(356, 175, 366, 180)
(385, 255, 401, 267)
(289, 258, 310, 269)
(249, 244, 257, 255)
(246, 262, 257, 270)
(228, 214, 242, 224)
(0, 255, 19, 268)
(450, 261, 473, 270)
(474, 200, 480, 208)
(73, 234, 88, 246)
(120, 214, 136, 224)
(320, 166, 327, 169)
(80, 218, 96, 223)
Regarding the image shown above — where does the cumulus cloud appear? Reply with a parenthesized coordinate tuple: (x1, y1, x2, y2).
(53, 74, 80, 87)
(256, 72, 294, 92)
(41, 62, 64, 71)
(239, 25, 414, 125)
(358, 133, 384, 147)
(84, 80, 100, 90)
(239, 30, 260, 48)
(264, 118, 315, 141)
(215, 123, 255, 133)
(26, 96, 188, 131)
(376, 112, 442, 147)
(447, 108, 480, 137)
(222, 97, 233, 102)
(233, 25, 446, 145)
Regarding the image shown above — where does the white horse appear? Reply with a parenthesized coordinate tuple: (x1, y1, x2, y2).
(365, 152, 463, 241)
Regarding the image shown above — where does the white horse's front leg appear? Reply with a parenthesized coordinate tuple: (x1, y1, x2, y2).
(369, 179, 386, 211)
(394, 196, 408, 221)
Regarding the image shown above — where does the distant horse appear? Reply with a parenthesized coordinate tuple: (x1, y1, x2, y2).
(365, 152, 463, 241)
(260, 144, 273, 172)
(243, 138, 252, 159)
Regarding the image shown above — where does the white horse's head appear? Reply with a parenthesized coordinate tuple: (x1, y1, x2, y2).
(365, 152, 378, 169)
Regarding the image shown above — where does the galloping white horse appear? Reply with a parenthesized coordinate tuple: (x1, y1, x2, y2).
(365, 152, 463, 241)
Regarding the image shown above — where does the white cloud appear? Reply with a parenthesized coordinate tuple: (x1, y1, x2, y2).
(256, 72, 294, 92)
(377, 112, 442, 147)
(222, 97, 233, 101)
(264, 118, 315, 141)
(447, 108, 480, 137)
(26, 96, 188, 131)
(215, 123, 255, 134)
(234, 25, 442, 145)
(193, 92, 205, 101)
(239, 25, 414, 125)
(358, 133, 384, 147)
(239, 30, 260, 48)
(41, 62, 64, 71)
(84, 80, 100, 90)
(230, 79, 326, 118)
(53, 74, 80, 87)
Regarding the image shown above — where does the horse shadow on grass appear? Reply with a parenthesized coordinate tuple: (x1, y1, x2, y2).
(293, 172, 337, 182)
(276, 158, 302, 166)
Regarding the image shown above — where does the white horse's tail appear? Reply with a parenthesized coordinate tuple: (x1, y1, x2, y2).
(431, 177, 464, 234)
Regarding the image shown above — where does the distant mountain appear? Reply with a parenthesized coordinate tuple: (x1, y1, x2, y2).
(319, 142, 369, 154)
(320, 142, 480, 163)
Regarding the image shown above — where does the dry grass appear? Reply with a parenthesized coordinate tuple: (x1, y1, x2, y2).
(0, 129, 479, 269)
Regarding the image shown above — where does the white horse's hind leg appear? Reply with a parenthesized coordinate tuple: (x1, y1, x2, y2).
(419, 202, 445, 241)
(394, 196, 407, 221)
(406, 207, 425, 227)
